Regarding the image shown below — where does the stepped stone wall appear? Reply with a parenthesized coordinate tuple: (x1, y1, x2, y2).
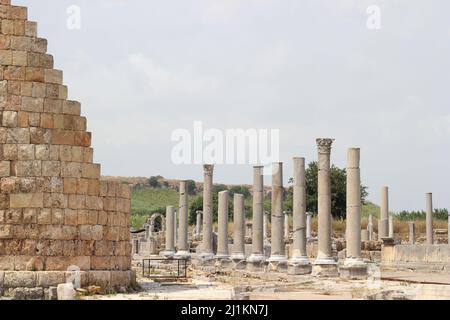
(0, 0, 132, 298)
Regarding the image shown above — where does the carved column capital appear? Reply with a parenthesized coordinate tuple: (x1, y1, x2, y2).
(203, 164, 214, 176)
(316, 138, 334, 154)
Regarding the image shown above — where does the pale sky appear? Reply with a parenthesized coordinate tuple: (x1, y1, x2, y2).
(16, 0, 450, 212)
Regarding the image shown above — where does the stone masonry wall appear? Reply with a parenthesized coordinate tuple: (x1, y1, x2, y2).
(0, 0, 132, 297)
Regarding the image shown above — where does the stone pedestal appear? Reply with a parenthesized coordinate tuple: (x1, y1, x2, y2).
(268, 162, 287, 270)
(195, 210, 203, 239)
(312, 139, 338, 277)
(339, 260, 369, 280)
(426, 193, 434, 245)
(284, 212, 290, 241)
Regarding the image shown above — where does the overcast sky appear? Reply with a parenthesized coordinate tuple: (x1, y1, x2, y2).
(16, 0, 450, 212)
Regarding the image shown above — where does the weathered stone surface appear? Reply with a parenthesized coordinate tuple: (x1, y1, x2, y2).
(57, 282, 75, 300)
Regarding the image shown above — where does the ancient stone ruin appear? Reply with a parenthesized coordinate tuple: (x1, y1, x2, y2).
(0, 0, 132, 299)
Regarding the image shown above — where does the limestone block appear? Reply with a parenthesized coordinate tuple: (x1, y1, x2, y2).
(24, 21, 36, 37)
(23, 208, 36, 224)
(0, 160, 10, 176)
(31, 38, 47, 53)
(51, 129, 74, 145)
(61, 162, 82, 178)
(37, 271, 65, 287)
(57, 282, 75, 300)
(90, 256, 111, 270)
(30, 130, 51, 149)
(0, 224, 13, 239)
(17, 144, 35, 160)
(43, 98, 62, 113)
(0, 49, 12, 65)
(51, 208, 63, 224)
(13, 20, 25, 36)
(28, 113, 40, 126)
(4, 65, 25, 80)
(25, 67, 44, 82)
(10, 192, 43, 208)
(37, 208, 51, 224)
(2, 110, 17, 127)
(6, 128, 30, 144)
(44, 69, 62, 84)
(40, 113, 53, 128)
(42, 160, 60, 176)
(82, 163, 100, 179)
(4, 271, 36, 288)
(12, 160, 41, 176)
(64, 209, 77, 226)
(12, 50, 26, 66)
(1, 20, 14, 34)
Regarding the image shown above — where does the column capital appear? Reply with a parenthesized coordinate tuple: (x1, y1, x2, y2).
(316, 138, 334, 154)
(203, 164, 214, 176)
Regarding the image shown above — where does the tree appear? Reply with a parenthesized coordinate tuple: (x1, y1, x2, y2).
(287, 161, 368, 219)
(186, 180, 197, 195)
(228, 185, 251, 198)
(148, 176, 160, 188)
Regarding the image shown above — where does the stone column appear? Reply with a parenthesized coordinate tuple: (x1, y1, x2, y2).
(426, 193, 434, 245)
(247, 166, 266, 270)
(174, 210, 178, 248)
(231, 194, 246, 268)
(409, 222, 416, 245)
(284, 211, 290, 241)
(200, 164, 214, 259)
(379, 186, 389, 239)
(176, 181, 190, 257)
(288, 157, 311, 274)
(306, 212, 312, 240)
(312, 138, 338, 277)
(268, 162, 287, 271)
(341, 148, 367, 279)
(368, 214, 373, 241)
(216, 190, 230, 260)
(195, 210, 202, 238)
(388, 215, 394, 239)
(162, 206, 175, 257)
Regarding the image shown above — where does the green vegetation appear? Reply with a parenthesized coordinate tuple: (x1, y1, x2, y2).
(396, 209, 448, 221)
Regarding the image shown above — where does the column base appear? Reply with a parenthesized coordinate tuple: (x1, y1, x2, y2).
(160, 250, 175, 258)
(174, 251, 191, 259)
(339, 259, 368, 280)
(215, 256, 233, 268)
(312, 258, 339, 277)
(267, 255, 288, 273)
(230, 253, 247, 270)
(191, 252, 215, 266)
(287, 256, 312, 275)
(246, 254, 267, 272)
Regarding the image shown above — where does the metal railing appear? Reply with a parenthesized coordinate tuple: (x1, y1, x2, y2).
(142, 258, 188, 279)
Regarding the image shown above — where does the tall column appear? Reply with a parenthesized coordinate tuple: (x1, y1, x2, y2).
(306, 212, 312, 240)
(341, 148, 367, 278)
(379, 186, 389, 239)
(200, 164, 214, 259)
(216, 190, 230, 259)
(368, 214, 373, 241)
(388, 215, 394, 238)
(312, 138, 338, 277)
(176, 181, 189, 257)
(409, 222, 416, 244)
(247, 166, 266, 269)
(174, 210, 178, 248)
(268, 162, 287, 271)
(426, 193, 434, 245)
(195, 210, 202, 238)
(288, 157, 311, 274)
(231, 194, 246, 264)
(162, 206, 175, 257)
(284, 212, 290, 241)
